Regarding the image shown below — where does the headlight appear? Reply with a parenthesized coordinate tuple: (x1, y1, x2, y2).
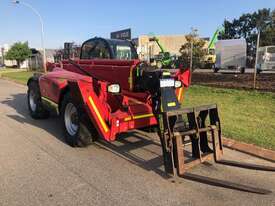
(107, 84, 120, 94)
(175, 80, 182, 88)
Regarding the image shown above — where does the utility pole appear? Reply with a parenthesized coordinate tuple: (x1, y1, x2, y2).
(1, 47, 4, 65)
(12, 0, 47, 73)
(253, 30, 260, 89)
(190, 41, 193, 71)
(253, 14, 271, 89)
(189, 27, 198, 84)
(272, 10, 275, 28)
(272, 10, 275, 44)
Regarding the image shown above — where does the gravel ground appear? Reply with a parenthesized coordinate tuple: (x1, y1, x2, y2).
(192, 72, 275, 93)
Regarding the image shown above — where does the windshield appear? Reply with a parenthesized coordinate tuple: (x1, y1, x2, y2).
(267, 47, 275, 54)
(109, 40, 138, 60)
(116, 46, 132, 60)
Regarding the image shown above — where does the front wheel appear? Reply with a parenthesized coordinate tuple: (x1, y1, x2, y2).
(213, 67, 219, 73)
(61, 93, 95, 147)
(27, 81, 49, 119)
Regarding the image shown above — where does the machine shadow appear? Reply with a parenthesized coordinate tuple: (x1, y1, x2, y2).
(2, 93, 273, 194)
(95, 131, 195, 179)
(96, 131, 171, 179)
(1, 93, 66, 144)
(1, 92, 192, 179)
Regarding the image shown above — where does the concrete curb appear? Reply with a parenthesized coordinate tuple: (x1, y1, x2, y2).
(223, 137, 275, 163)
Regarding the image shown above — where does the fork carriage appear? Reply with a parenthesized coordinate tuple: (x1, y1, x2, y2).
(159, 104, 223, 176)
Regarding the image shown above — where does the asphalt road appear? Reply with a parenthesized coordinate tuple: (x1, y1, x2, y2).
(0, 79, 275, 206)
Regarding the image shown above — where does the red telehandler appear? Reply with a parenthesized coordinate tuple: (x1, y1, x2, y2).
(28, 37, 274, 194)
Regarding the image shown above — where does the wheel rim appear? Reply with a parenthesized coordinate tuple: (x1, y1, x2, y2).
(29, 89, 37, 112)
(64, 103, 79, 136)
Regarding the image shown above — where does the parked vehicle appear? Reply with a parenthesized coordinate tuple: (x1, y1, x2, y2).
(149, 36, 177, 69)
(214, 39, 247, 73)
(27, 37, 274, 194)
(256, 46, 275, 73)
(202, 27, 224, 69)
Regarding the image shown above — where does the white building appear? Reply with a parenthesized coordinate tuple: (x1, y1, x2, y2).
(0, 44, 57, 69)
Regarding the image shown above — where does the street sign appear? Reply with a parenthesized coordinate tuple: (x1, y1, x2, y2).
(111, 29, 131, 40)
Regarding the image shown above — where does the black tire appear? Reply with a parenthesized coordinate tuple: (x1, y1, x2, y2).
(205, 63, 212, 69)
(213, 67, 219, 73)
(240, 67, 245, 74)
(61, 93, 96, 147)
(27, 81, 49, 119)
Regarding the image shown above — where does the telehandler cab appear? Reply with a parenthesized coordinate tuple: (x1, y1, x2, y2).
(28, 37, 274, 194)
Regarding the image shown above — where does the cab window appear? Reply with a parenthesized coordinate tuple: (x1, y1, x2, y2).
(116, 45, 132, 60)
(81, 40, 110, 59)
(95, 41, 111, 59)
(81, 40, 97, 59)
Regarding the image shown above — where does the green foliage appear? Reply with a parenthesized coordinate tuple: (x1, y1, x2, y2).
(5, 42, 31, 67)
(184, 85, 275, 150)
(221, 8, 275, 67)
(260, 27, 275, 46)
(179, 34, 207, 70)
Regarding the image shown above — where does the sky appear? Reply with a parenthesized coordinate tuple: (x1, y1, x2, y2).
(0, 0, 274, 49)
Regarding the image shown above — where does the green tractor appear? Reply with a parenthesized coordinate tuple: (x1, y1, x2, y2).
(149, 37, 177, 69)
(203, 27, 224, 69)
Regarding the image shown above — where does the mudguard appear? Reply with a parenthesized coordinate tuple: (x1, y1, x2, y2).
(175, 69, 191, 102)
(66, 79, 112, 141)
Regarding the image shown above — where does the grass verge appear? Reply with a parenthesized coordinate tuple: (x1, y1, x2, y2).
(184, 85, 275, 150)
(1, 71, 274, 150)
(1, 71, 34, 84)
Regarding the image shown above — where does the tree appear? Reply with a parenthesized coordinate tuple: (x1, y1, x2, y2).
(221, 8, 274, 67)
(260, 27, 275, 46)
(5, 42, 31, 68)
(179, 34, 207, 70)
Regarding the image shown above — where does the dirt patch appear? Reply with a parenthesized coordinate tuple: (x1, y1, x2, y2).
(192, 72, 275, 93)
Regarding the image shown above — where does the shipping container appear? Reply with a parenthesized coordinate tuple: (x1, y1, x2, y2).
(214, 39, 247, 73)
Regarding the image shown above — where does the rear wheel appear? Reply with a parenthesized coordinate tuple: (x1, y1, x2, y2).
(27, 81, 49, 119)
(61, 93, 95, 147)
(240, 67, 245, 74)
(257, 69, 262, 74)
